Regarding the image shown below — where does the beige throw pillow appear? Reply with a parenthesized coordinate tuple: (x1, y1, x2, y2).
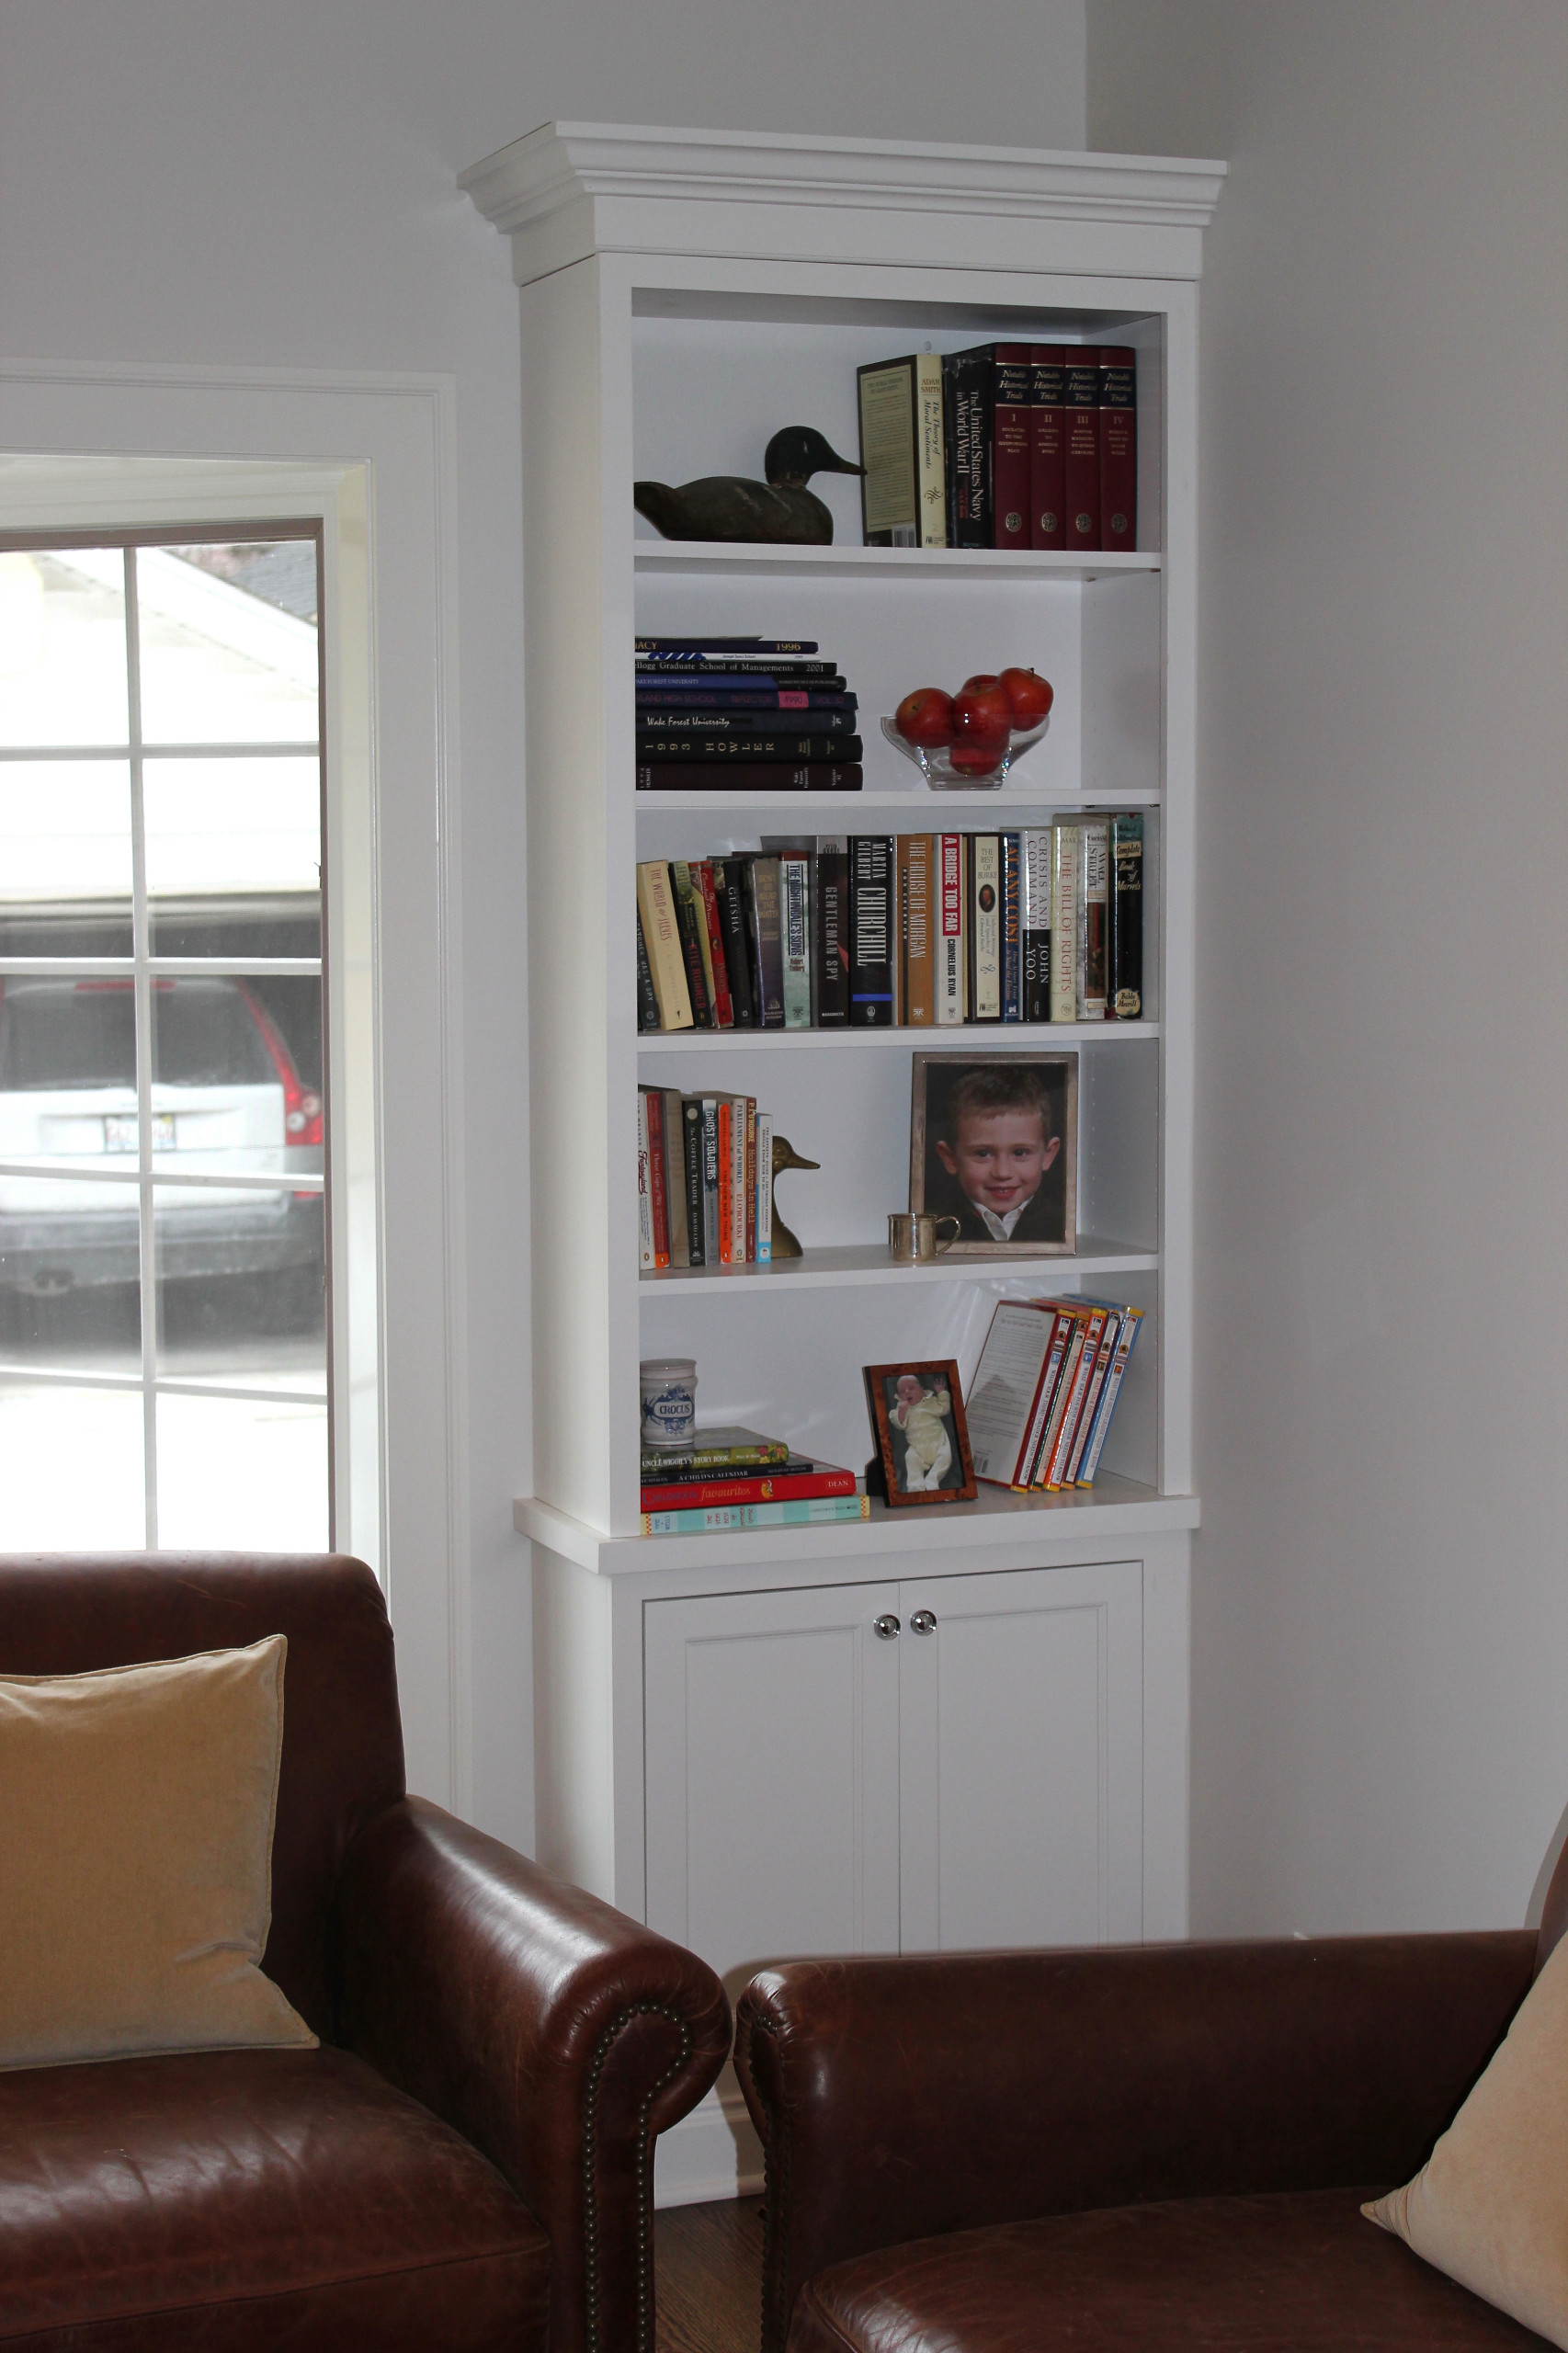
(0, 1636, 317, 2069)
(1365, 1932, 1568, 2347)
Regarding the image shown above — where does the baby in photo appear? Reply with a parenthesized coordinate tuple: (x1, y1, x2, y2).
(933, 1065, 1063, 1245)
(892, 1371, 953, 1490)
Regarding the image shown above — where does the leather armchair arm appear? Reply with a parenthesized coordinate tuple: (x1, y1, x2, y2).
(734, 1931, 1536, 2353)
(334, 1796, 730, 2353)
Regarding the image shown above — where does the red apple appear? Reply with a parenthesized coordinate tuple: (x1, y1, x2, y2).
(950, 682, 1012, 746)
(894, 686, 955, 747)
(949, 744, 1005, 778)
(998, 666, 1054, 727)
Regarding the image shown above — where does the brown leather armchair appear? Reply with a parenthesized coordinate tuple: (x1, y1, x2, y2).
(0, 1552, 730, 2352)
(735, 1858, 1568, 2353)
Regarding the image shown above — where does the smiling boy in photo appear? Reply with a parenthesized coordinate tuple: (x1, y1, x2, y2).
(931, 1065, 1065, 1245)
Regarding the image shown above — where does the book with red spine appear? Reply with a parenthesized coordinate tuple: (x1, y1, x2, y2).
(640, 1463, 858, 1510)
(1063, 352, 1102, 554)
(1026, 1306, 1093, 1484)
(1097, 347, 1137, 552)
(1012, 1306, 1077, 1488)
(1040, 1303, 1108, 1488)
(1062, 1305, 1122, 1486)
(695, 861, 734, 1028)
(642, 1087, 671, 1268)
(1028, 344, 1067, 550)
(992, 344, 1032, 551)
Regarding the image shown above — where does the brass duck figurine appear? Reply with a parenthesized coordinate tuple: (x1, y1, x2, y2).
(634, 427, 864, 546)
(767, 1134, 820, 1260)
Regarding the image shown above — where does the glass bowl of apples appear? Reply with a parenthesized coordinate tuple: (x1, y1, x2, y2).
(882, 668, 1054, 790)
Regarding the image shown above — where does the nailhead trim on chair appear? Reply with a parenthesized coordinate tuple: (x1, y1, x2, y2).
(582, 2000, 693, 2353)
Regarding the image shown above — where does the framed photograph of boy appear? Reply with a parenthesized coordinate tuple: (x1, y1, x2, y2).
(863, 1360, 978, 1507)
(909, 1052, 1077, 1256)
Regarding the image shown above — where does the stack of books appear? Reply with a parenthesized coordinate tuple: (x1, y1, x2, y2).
(857, 346, 1136, 555)
(634, 636, 863, 793)
(636, 820, 1143, 1033)
(637, 1086, 772, 1270)
(963, 1298, 1143, 1493)
(641, 1424, 868, 1535)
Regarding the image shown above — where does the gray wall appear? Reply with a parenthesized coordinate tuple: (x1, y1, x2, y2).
(1089, 0, 1568, 1936)
(0, 1, 1086, 1846)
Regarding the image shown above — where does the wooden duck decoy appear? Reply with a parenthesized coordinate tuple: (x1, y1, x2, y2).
(634, 426, 864, 545)
(767, 1135, 820, 1260)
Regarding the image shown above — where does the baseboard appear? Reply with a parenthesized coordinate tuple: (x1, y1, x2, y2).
(654, 2081, 765, 2209)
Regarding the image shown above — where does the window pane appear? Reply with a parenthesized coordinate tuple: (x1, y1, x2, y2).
(0, 1380, 146, 1545)
(0, 762, 133, 954)
(155, 1177, 325, 1381)
(0, 549, 130, 746)
(136, 545, 319, 747)
(144, 756, 321, 908)
(154, 1392, 327, 1549)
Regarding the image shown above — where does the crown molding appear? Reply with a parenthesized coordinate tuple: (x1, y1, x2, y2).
(460, 121, 1227, 287)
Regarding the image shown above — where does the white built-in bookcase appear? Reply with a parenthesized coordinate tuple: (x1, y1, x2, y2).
(466, 128, 1224, 2202)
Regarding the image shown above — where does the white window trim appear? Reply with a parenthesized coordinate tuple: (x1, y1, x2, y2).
(0, 366, 471, 1816)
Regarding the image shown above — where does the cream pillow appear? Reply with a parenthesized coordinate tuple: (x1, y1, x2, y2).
(1365, 1932, 1568, 2347)
(0, 1635, 317, 2069)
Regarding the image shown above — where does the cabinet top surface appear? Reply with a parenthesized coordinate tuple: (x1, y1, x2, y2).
(460, 120, 1227, 286)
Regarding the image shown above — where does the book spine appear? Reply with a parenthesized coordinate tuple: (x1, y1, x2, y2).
(635, 706, 857, 735)
(636, 734, 864, 764)
(636, 1092, 653, 1272)
(748, 857, 786, 1028)
(1044, 1308, 1108, 1488)
(848, 835, 895, 1027)
(634, 861, 694, 1031)
(635, 687, 857, 709)
(1110, 813, 1144, 1019)
(1064, 352, 1102, 554)
(993, 344, 1032, 551)
(681, 1098, 705, 1266)
(699, 1099, 720, 1264)
(1077, 1309, 1142, 1485)
(780, 855, 812, 1029)
(1021, 826, 1051, 1022)
(1063, 1309, 1121, 1486)
(1098, 347, 1138, 551)
(858, 356, 920, 548)
(635, 905, 662, 1034)
(915, 351, 948, 547)
(641, 1495, 870, 1536)
(755, 1110, 772, 1261)
(1028, 344, 1067, 551)
(640, 1467, 858, 1510)
(935, 832, 966, 1024)
(641, 1442, 790, 1476)
(669, 863, 712, 1027)
(715, 1100, 733, 1265)
(1049, 824, 1080, 1022)
(683, 858, 722, 1022)
(814, 838, 850, 1025)
(711, 859, 756, 1029)
(635, 763, 865, 794)
(1034, 1315, 1089, 1487)
(731, 1097, 747, 1264)
(1015, 1310, 1074, 1489)
(970, 834, 1001, 1021)
(943, 346, 994, 548)
(636, 636, 820, 654)
(1000, 831, 1022, 1021)
(695, 859, 734, 1028)
(901, 834, 934, 1026)
(643, 1088, 670, 1268)
(663, 1088, 690, 1265)
(636, 658, 842, 680)
(744, 1097, 756, 1263)
(1076, 818, 1110, 1021)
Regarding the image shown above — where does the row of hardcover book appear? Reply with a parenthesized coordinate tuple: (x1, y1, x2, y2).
(968, 1296, 1143, 1494)
(857, 346, 1138, 554)
(636, 818, 1144, 1034)
(636, 1086, 771, 1271)
(636, 634, 863, 793)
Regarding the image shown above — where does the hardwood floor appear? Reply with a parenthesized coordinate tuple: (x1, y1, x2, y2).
(654, 2196, 766, 2353)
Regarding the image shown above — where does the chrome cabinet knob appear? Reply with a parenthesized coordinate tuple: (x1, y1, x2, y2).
(873, 1613, 901, 1640)
(910, 1609, 937, 1635)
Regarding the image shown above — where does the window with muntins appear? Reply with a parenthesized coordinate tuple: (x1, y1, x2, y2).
(0, 529, 330, 1548)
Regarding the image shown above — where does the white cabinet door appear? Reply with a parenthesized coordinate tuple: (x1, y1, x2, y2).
(898, 1561, 1144, 1954)
(642, 1581, 902, 1989)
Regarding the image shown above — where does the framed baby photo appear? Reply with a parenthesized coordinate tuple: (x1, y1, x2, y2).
(863, 1359, 978, 1508)
(909, 1051, 1077, 1256)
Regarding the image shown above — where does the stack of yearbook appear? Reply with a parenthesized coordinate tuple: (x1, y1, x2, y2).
(641, 1423, 867, 1535)
(634, 636, 863, 792)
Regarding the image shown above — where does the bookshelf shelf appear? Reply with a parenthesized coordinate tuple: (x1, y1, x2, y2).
(633, 542, 1163, 583)
(634, 788, 1165, 813)
(638, 1236, 1158, 1292)
(637, 1020, 1160, 1054)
